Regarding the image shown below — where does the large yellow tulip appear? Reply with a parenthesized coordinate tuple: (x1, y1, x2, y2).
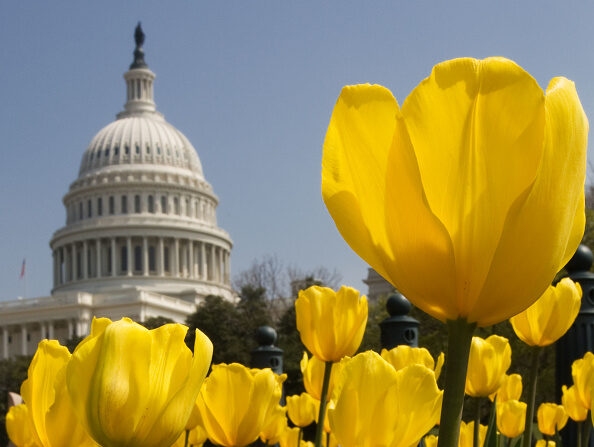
(196, 363, 286, 447)
(328, 351, 442, 447)
(571, 352, 594, 409)
(295, 285, 367, 362)
(300, 352, 342, 401)
(6, 404, 40, 447)
(510, 278, 582, 346)
(497, 400, 526, 438)
(537, 403, 568, 436)
(260, 405, 288, 445)
(322, 57, 587, 327)
(17, 340, 97, 447)
(380, 345, 444, 380)
(465, 335, 511, 397)
(489, 373, 522, 403)
(66, 317, 213, 447)
(561, 385, 588, 422)
(287, 393, 319, 428)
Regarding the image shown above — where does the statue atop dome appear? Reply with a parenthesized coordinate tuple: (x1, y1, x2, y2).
(130, 22, 147, 69)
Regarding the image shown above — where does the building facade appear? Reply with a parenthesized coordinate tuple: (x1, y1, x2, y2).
(0, 25, 233, 358)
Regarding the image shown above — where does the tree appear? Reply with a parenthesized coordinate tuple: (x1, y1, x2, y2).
(0, 356, 32, 446)
(140, 316, 175, 329)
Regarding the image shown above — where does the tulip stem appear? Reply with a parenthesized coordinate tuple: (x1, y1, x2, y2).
(437, 318, 476, 447)
(474, 397, 481, 447)
(578, 421, 583, 447)
(184, 429, 189, 447)
(522, 346, 541, 447)
(314, 361, 333, 447)
(582, 411, 592, 447)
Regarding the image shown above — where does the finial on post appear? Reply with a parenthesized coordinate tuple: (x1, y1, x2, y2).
(130, 22, 148, 69)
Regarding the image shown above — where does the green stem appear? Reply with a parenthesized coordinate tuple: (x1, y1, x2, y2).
(582, 411, 592, 447)
(326, 431, 330, 447)
(437, 318, 477, 447)
(314, 361, 333, 447)
(474, 397, 481, 447)
(578, 421, 583, 447)
(298, 427, 303, 445)
(522, 346, 541, 447)
(184, 429, 189, 447)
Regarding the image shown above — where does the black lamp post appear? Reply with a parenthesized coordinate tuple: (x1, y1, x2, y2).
(380, 291, 420, 350)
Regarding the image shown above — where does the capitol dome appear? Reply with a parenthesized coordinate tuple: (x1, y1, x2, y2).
(49, 24, 233, 302)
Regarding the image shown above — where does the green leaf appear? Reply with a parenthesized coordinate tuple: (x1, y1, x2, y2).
(484, 399, 498, 447)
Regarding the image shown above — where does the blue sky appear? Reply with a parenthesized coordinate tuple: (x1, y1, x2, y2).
(1, 2, 593, 300)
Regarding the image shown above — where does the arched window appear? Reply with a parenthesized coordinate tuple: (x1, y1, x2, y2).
(87, 200, 92, 218)
(148, 195, 154, 213)
(121, 196, 128, 214)
(97, 197, 103, 216)
(109, 196, 115, 215)
(164, 247, 170, 272)
(134, 245, 142, 272)
(79, 202, 83, 220)
(134, 195, 141, 213)
(174, 197, 180, 215)
(121, 246, 128, 272)
(186, 198, 191, 217)
(149, 246, 156, 271)
(161, 196, 167, 213)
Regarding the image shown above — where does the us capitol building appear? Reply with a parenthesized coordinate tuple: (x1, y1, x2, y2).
(0, 25, 234, 358)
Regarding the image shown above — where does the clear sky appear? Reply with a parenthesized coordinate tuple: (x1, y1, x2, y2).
(1, 1, 593, 300)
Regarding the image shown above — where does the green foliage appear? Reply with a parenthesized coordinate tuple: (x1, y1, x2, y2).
(0, 355, 32, 446)
(64, 336, 84, 353)
(185, 287, 273, 366)
(358, 295, 389, 353)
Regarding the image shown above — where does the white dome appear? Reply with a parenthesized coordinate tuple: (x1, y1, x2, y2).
(79, 115, 204, 177)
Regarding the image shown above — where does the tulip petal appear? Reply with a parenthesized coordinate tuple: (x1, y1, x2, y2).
(400, 57, 546, 319)
(472, 77, 588, 325)
(322, 84, 401, 284)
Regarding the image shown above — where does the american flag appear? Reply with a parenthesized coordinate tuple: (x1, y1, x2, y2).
(20, 258, 25, 279)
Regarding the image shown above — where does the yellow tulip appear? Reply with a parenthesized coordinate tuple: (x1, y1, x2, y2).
(173, 425, 207, 447)
(260, 405, 288, 445)
(322, 57, 587, 327)
(465, 335, 511, 397)
(278, 427, 301, 447)
(19, 340, 97, 447)
(6, 404, 40, 447)
(510, 278, 582, 346)
(328, 351, 442, 447)
(196, 363, 286, 447)
(489, 373, 522, 403)
(537, 403, 568, 436)
(459, 421, 486, 447)
(300, 352, 341, 401)
(323, 432, 339, 447)
(67, 317, 213, 447)
(295, 285, 367, 362)
(380, 345, 444, 380)
(496, 400, 526, 438)
(287, 393, 319, 428)
(424, 435, 438, 447)
(562, 385, 588, 422)
(572, 352, 594, 409)
(536, 441, 556, 447)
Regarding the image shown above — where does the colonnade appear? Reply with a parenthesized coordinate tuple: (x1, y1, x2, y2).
(0, 318, 86, 358)
(53, 237, 230, 288)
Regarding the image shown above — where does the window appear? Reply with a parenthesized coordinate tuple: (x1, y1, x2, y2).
(121, 196, 128, 214)
(135, 144, 140, 155)
(149, 246, 156, 271)
(107, 247, 112, 274)
(134, 195, 141, 213)
(105, 147, 110, 157)
(164, 247, 170, 272)
(156, 144, 161, 155)
(97, 149, 101, 158)
(109, 196, 115, 215)
(134, 246, 142, 271)
(79, 202, 83, 220)
(146, 144, 150, 154)
(186, 198, 191, 217)
(90, 152, 94, 160)
(77, 252, 82, 279)
(97, 197, 103, 216)
(161, 196, 167, 213)
(87, 200, 92, 218)
(114, 145, 119, 156)
(148, 195, 154, 213)
(121, 246, 128, 272)
(174, 197, 180, 215)
(125, 144, 130, 155)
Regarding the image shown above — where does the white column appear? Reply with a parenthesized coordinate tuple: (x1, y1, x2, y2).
(2, 327, 8, 359)
(158, 238, 164, 276)
(71, 243, 77, 281)
(21, 325, 27, 356)
(111, 238, 117, 277)
(200, 242, 206, 280)
(67, 320, 73, 339)
(40, 322, 47, 339)
(209, 244, 215, 281)
(52, 251, 58, 288)
(216, 247, 221, 283)
(96, 239, 102, 278)
(173, 238, 179, 278)
(188, 241, 194, 278)
(182, 242, 188, 277)
(48, 321, 55, 340)
(143, 237, 149, 276)
(82, 240, 88, 280)
(127, 237, 132, 276)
